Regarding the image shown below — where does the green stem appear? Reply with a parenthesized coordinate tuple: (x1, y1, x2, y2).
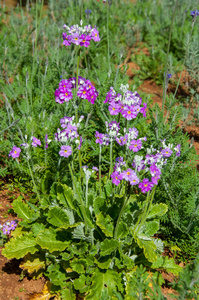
(109, 140, 113, 176)
(99, 145, 102, 196)
(162, 0, 179, 113)
(27, 159, 40, 201)
(69, 163, 88, 232)
(86, 180, 88, 208)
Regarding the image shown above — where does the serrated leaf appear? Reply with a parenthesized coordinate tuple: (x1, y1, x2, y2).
(152, 256, 182, 275)
(61, 282, 76, 300)
(104, 180, 113, 197)
(47, 207, 70, 228)
(36, 228, 69, 252)
(136, 237, 157, 262)
(93, 196, 107, 215)
(32, 223, 46, 237)
(85, 269, 119, 300)
(74, 274, 89, 293)
(12, 197, 39, 223)
(143, 221, 159, 236)
(147, 203, 168, 219)
(2, 233, 38, 259)
(100, 239, 119, 256)
(20, 257, 45, 274)
(117, 221, 129, 239)
(57, 184, 76, 210)
(70, 258, 87, 274)
(10, 227, 23, 238)
(96, 212, 113, 237)
(96, 256, 112, 269)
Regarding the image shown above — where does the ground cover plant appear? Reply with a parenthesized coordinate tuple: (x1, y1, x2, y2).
(0, 0, 199, 299)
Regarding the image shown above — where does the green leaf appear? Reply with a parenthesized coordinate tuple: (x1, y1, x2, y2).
(85, 269, 119, 300)
(57, 184, 76, 210)
(36, 228, 69, 252)
(104, 180, 113, 197)
(143, 221, 159, 236)
(61, 283, 76, 300)
(12, 197, 39, 223)
(2, 233, 38, 259)
(93, 196, 107, 215)
(74, 274, 89, 293)
(96, 212, 113, 237)
(47, 207, 70, 228)
(147, 203, 168, 219)
(32, 223, 46, 237)
(70, 258, 87, 274)
(100, 239, 119, 256)
(117, 221, 129, 239)
(20, 256, 45, 274)
(136, 237, 157, 262)
(152, 256, 182, 275)
(96, 256, 112, 269)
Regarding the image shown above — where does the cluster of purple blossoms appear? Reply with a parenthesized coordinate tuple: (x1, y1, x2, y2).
(9, 136, 42, 159)
(104, 84, 147, 120)
(55, 76, 98, 105)
(0, 220, 17, 235)
(111, 138, 181, 193)
(55, 115, 84, 158)
(62, 23, 100, 48)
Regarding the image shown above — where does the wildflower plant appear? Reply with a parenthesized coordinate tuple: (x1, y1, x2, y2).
(3, 20, 183, 299)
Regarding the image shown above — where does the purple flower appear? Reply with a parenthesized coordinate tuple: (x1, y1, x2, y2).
(140, 103, 147, 117)
(80, 34, 91, 47)
(150, 163, 161, 177)
(91, 28, 100, 42)
(92, 166, 98, 172)
(116, 134, 128, 146)
(139, 178, 154, 193)
(85, 9, 91, 14)
(32, 137, 41, 147)
(78, 136, 83, 150)
(120, 168, 136, 182)
(9, 146, 21, 158)
(129, 139, 142, 152)
(130, 173, 140, 186)
(151, 174, 161, 185)
(95, 131, 104, 144)
(109, 103, 120, 115)
(59, 145, 72, 157)
(3, 225, 10, 235)
(122, 105, 137, 120)
(161, 148, 173, 157)
(111, 171, 122, 186)
(62, 33, 71, 46)
(71, 33, 81, 45)
(10, 220, 17, 230)
(190, 10, 199, 18)
(174, 144, 181, 157)
(108, 121, 120, 132)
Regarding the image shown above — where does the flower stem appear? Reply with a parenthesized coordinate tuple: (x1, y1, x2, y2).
(99, 145, 102, 196)
(109, 140, 113, 177)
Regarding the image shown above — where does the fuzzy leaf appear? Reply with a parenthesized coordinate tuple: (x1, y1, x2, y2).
(20, 257, 45, 274)
(2, 233, 38, 259)
(93, 196, 107, 215)
(57, 184, 76, 210)
(47, 207, 70, 228)
(136, 237, 157, 262)
(12, 197, 39, 223)
(61, 283, 76, 300)
(96, 257, 112, 269)
(147, 203, 168, 219)
(36, 228, 69, 252)
(85, 269, 119, 299)
(117, 221, 129, 238)
(96, 212, 113, 237)
(74, 274, 89, 293)
(70, 258, 87, 274)
(152, 256, 182, 275)
(100, 239, 119, 256)
(143, 221, 159, 236)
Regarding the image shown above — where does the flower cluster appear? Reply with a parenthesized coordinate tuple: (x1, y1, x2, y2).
(8, 136, 42, 159)
(111, 140, 181, 193)
(104, 84, 147, 120)
(62, 23, 100, 48)
(55, 76, 98, 105)
(95, 121, 146, 152)
(0, 220, 17, 235)
(55, 115, 84, 158)
(190, 10, 199, 18)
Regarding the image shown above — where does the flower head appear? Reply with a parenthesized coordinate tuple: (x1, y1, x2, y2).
(59, 145, 72, 157)
(9, 146, 21, 158)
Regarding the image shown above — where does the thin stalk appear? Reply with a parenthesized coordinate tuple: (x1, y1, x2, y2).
(109, 140, 113, 176)
(106, 2, 110, 70)
(69, 163, 88, 232)
(162, 0, 179, 113)
(85, 179, 88, 208)
(99, 145, 102, 196)
(27, 158, 40, 201)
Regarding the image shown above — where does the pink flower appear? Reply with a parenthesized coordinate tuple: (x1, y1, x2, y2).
(59, 145, 72, 158)
(9, 146, 21, 158)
